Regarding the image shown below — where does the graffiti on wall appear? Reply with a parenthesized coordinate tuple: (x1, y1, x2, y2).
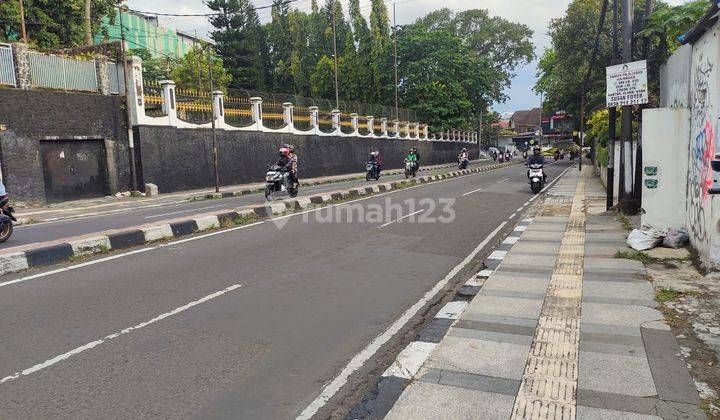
(688, 120, 715, 244)
(692, 55, 713, 123)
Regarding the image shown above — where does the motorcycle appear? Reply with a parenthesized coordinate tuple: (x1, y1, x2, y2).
(0, 196, 15, 243)
(265, 165, 298, 200)
(458, 157, 468, 170)
(404, 160, 418, 178)
(366, 162, 380, 181)
(528, 164, 545, 194)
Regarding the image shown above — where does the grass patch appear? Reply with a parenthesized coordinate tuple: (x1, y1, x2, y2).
(617, 214, 633, 231)
(231, 213, 259, 226)
(656, 287, 681, 303)
(615, 250, 654, 264)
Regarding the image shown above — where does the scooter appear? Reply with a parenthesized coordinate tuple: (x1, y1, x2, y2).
(404, 160, 418, 178)
(265, 165, 299, 200)
(0, 196, 16, 243)
(458, 158, 468, 170)
(366, 162, 380, 181)
(528, 164, 545, 194)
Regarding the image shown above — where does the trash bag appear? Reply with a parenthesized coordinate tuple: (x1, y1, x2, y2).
(627, 227, 664, 251)
(663, 228, 689, 249)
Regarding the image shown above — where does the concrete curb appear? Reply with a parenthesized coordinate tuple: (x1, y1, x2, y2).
(0, 161, 519, 277)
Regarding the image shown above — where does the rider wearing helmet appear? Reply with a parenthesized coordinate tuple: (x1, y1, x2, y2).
(406, 148, 419, 171)
(527, 147, 547, 182)
(285, 144, 299, 187)
(458, 147, 469, 160)
(276, 147, 293, 188)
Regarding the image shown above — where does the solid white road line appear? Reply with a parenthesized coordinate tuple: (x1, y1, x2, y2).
(462, 187, 484, 196)
(144, 204, 226, 219)
(0, 284, 242, 384)
(508, 213, 516, 219)
(497, 178, 510, 183)
(379, 209, 425, 228)
(296, 221, 508, 420)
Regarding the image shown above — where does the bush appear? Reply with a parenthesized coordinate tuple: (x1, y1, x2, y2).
(597, 145, 609, 167)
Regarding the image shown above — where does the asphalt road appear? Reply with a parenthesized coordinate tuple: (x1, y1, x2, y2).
(0, 160, 573, 419)
(8, 161, 493, 248)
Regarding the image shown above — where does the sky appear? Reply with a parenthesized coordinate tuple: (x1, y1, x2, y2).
(125, 0, 690, 115)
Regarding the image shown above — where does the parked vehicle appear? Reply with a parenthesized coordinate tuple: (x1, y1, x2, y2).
(0, 196, 16, 243)
(366, 162, 380, 181)
(265, 165, 298, 200)
(528, 163, 545, 194)
(404, 160, 418, 178)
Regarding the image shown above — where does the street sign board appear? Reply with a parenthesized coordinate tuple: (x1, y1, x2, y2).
(606, 60, 649, 107)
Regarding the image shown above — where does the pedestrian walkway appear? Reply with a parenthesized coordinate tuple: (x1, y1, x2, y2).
(382, 167, 705, 419)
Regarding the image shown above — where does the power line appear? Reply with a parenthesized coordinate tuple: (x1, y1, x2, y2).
(126, 0, 306, 17)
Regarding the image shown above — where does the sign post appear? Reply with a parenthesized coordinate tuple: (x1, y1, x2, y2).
(606, 60, 649, 107)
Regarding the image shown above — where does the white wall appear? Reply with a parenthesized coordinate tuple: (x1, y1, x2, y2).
(660, 44, 693, 109)
(686, 23, 720, 268)
(641, 108, 690, 231)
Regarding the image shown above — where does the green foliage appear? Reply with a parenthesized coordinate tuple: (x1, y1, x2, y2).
(206, 0, 269, 89)
(130, 48, 173, 83)
(0, 0, 121, 48)
(170, 46, 232, 90)
(596, 145, 609, 167)
(655, 287, 680, 303)
(637, 0, 708, 59)
(310, 55, 336, 98)
(615, 250, 654, 264)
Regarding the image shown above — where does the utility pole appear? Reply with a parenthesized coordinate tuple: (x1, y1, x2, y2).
(208, 51, 220, 193)
(607, 0, 619, 210)
(538, 92, 543, 150)
(331, 0, 340, 110)
(18, 0, 27, 42)
(84, 0, 93, 45)
(579, 0, 609, 174)
(393, 2, 399, 121)
(118, 9, 138, 192)
(619, 0, 639, 214)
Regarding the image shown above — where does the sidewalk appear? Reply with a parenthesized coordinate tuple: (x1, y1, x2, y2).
(377, 166, 705, 419)
(15, 160, 487, 224)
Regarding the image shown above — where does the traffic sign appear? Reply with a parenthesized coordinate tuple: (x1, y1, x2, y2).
(606, 60, 649, 107)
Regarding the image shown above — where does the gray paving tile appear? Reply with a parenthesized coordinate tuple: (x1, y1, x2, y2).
(582, 295, 658, 307)
(425, 335, 530, 380)
(418, 368, 520, 396)
(580, 341, 647, 358)
(448, 327, 534, 346)
(495, 264, 554, 277)
(482, 275, 551, 294)
(585, 257, 645, 272)
(583, 272, 649, 283)
(503, 254, 557, 267)
(416, 318, 454, 344)
(581, 331, 645, 347)
(385, 381, 515, 420)
(454, 319, 535, 337)
(581, 322, 642, 337)
(581, 302, 664, 328)
(577, 406, 661, 419)
(642, 328, 700, 405)
(480, 289, 546, 300)
(460, 313, 538, 328)
(583, 280, 655, 300)
(579, 351, 657, 397)
(577, 389, 706, 419)
(466, 295, 544, 319)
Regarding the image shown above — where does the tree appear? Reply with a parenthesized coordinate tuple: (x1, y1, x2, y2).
(0, 0, 121, 48)
(368, 0, 392, 103)
(346, 0, 371, 101)
(397, 25, 492, 131)
(310, 55, 336, 98)
(170, 45, 232, 90)
(206, 0, 269, 90)
(130, 48, 174, 83)
(268, 0, 293, 92)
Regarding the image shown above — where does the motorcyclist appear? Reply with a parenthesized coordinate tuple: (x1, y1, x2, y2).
(406, 148, 419, 171)
(368, 150, 382, 177)
(285, 144, 299, 188)
(527, 147, 547, 182)
(458, 148, 469, 161)
(275, 147, 293, 189)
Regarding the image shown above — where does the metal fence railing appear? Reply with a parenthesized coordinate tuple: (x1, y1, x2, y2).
(28, 51, 98, 92)
(0, 43, 15, 87)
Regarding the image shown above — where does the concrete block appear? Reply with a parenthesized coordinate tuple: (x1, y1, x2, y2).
(579, 351, 657, 397)
(68, 236, 112, 256)
(142, 224, 174, 242)
(425, 335, 530, 380)
(195, 215, 220, 231)
(268, 203, 287, 215)
(293, 197, 312, 209)
(383, 341, 437, 379)
(320, 194, 333, 203)
(144, 183, 159, 196)
(385, 381, 515, 420)
(107, 230, 147, 249)
(0, 252, 29, 275)
(25, 243, 74, 267)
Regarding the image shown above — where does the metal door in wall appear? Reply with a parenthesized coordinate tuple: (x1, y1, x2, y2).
(41, 140, 109, 203)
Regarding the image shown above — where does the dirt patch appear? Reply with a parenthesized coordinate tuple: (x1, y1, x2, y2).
(647, 259, 720, 417)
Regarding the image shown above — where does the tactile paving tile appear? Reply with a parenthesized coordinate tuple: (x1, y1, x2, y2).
(511, 177, 586, 420)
